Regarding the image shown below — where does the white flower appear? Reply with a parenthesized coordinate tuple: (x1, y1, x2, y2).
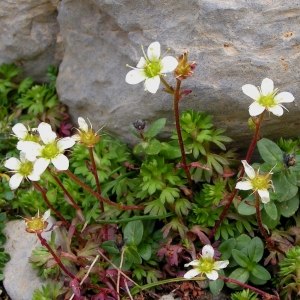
(4, 152, 42, 190)
(184, 245, 229, 280)
(12, 123, 40, 150)
(72, 117, 101, 147)
(242, 78, 295, 116)
(236, 160, 274, 204)
(125, 41, 178, 94)
(20, 122, 75, 173)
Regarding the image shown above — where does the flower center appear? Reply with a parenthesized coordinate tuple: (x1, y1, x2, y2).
(198, 257, 214, 273)
(258, 89, 278, 108)
(41, 142, 60, 159)
(251, 173, 272, 190)
(19, 161, 34, 176)
(25, 133, 40, 143)
(144, 61, 162, 78)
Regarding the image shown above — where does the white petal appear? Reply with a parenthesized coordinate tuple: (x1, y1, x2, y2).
(214, 260, 229, 270)
(242, 84, 260, 100)
(183, 268, 200, 279)
(38, 123, 56, 144)
(144, 76, 160, 94)
(12, 123, 28, 139)
(57, 137, 75, 151)
(19, 141, 42, 161)
(4, 157, 21, 170)
(34, 158, 50, 174)
(9, 173, 23, 190)
(184, 260, 199, 267)
(147, 41, 160, 61)
(161, 56, 178, 73)
(202, 245, 214, 258)
(249, 102, 265, 116)
(52, 154, 69, 170)
(19, 152, 27, 163)
(236, 181, 253, 191)
(206, 270, 219, 280)
(258, 189, 270, 203)
(261, 78, 274, 95)
(268, 105, 284, 116)
(72, 134, 81, 141)
(136, 57, 147, 68)
(274, 92, 295, 103)
(241, 160, 255, 179)
(78, 117, 88, 132)
(125, 69, 147, 84)
(42, 209, 51, 221)
(27, 172, 41, 181)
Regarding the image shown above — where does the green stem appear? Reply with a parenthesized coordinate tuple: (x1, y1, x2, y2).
(65, 169, 143, 211)
(208, 112, 265, 240)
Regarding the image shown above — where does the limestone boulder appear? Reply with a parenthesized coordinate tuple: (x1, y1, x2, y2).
(56, 0, 300, 150)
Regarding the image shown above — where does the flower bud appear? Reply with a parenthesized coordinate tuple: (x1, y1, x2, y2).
(174, 52, 197, 81)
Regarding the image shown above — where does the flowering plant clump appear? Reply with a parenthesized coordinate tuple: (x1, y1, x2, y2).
(1, 44, 299, 300)
(184, 245, 229, 280)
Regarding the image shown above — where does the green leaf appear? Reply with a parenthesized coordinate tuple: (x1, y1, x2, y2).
(250, 264, 271, 281)
(101, 241, 120, 254)
(209, 275, 224, 295)
(264, 201, 277, 220)
(272, 173, 298, 202)
(218, 238, 236, 260)
(261, 209, 280, 230)
(144, 118, 166, 139)
(137, 242, 152, 260)
(124, 220, 144, 246)
(248, 237, 263, 263)
(235, 234, 251, 254)
(238, 194, 256, 216)
(18, 77, 34, 94)
(227, 268, 250, 289)
(126, 246, 142, 264)
(145, 139, 162, 155)
(278, 193, 299, 217)
(0, 213, 6, 222)
(257, 138, 283, 164)
(232, 249, 250, 267)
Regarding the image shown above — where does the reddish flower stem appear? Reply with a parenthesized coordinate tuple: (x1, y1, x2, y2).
(208, 112, 265, 240)
(65, 169, 143, 210)
(32, 181, 85, 244)
(37, 232, 76, 280)
(88, 147, 108, 240)
(219, 276, 279, 300)
(32, 181, 70, 228)
(255, 191, 269, 241)
(48, 168, 84, 220)
(160, 75, 194, 192)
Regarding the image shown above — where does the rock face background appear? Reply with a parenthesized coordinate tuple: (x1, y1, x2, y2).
(1, 0, 300, 150)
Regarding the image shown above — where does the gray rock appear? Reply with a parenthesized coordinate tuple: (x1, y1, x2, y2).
(0, 0, 62, 81)
(2, 217, 67, 300)
(55, 0, 300, 151)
